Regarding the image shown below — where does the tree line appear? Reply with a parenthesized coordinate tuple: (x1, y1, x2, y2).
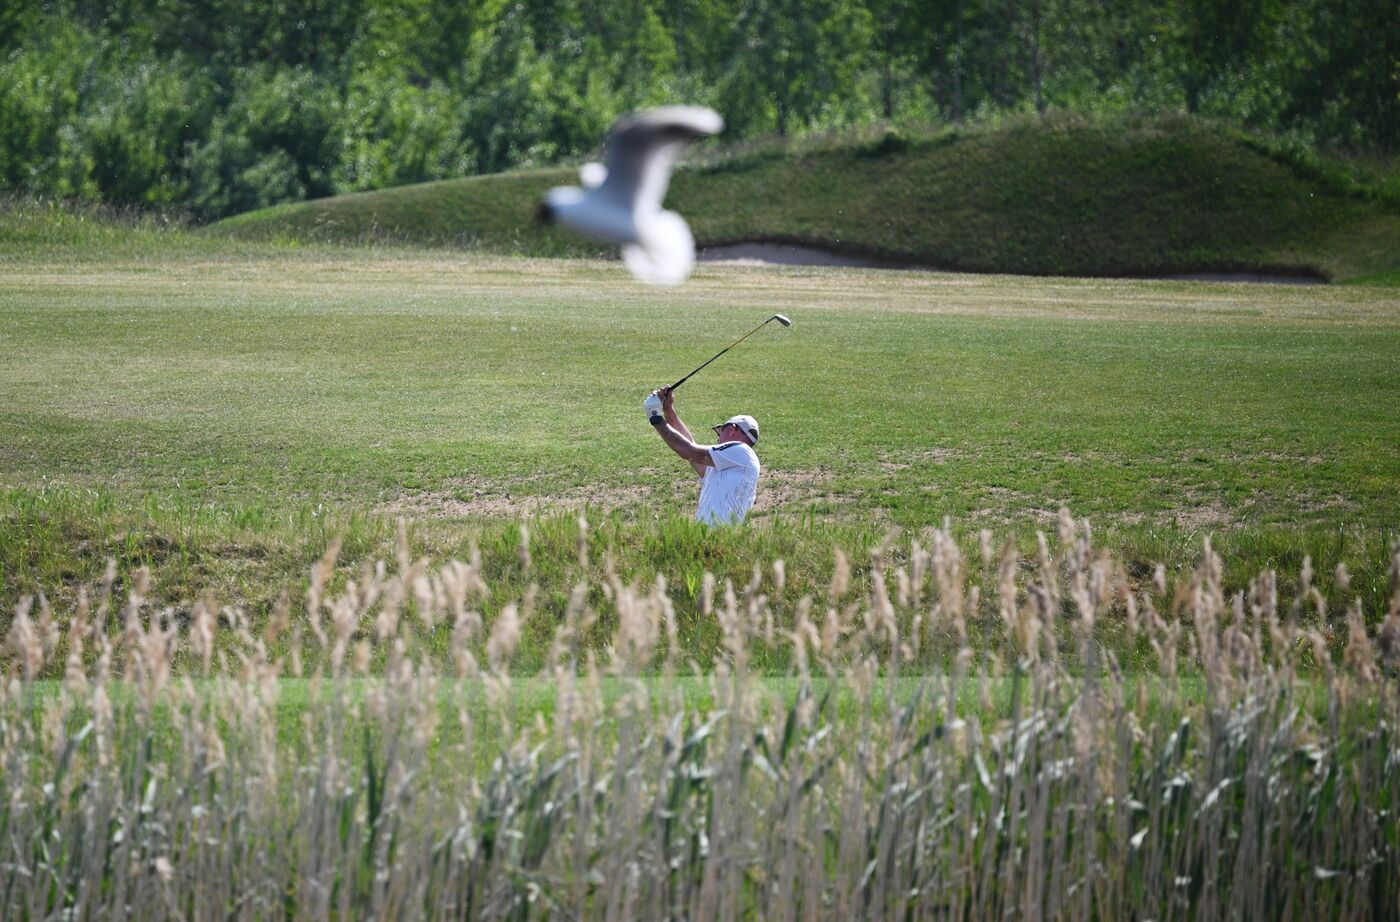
(1, 0, 1394, 219)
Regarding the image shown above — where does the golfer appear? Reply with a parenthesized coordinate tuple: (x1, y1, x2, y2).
(645, 386, 761, 525)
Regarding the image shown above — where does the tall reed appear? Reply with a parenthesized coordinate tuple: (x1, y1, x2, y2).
(3, 514, 1398, 920)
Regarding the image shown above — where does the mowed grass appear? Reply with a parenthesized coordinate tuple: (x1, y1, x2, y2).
(2, 231, 1399, 615)
(4, 250, 1398, 518)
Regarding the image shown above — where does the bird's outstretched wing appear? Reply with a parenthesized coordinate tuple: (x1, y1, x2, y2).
(600, 106, 723, 215)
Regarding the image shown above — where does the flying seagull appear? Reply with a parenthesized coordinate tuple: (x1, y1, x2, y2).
(537, 106, 723, 285)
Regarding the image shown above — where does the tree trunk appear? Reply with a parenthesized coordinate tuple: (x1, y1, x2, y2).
(1031, 0, 1045, 112)
(953, 10, 964, 122)
(1184, 72, 1201, 113)
(882, 23, 897, 120)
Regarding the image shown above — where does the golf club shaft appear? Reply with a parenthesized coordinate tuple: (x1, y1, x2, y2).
(668, 318, 777, 392)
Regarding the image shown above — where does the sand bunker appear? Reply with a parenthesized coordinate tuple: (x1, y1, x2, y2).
(698, 243, 1326, 284)
(698, 243, 918, 270)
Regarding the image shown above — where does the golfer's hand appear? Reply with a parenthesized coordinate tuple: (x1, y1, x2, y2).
(658, 386, 675, 412)
(644, 392, 664, 425)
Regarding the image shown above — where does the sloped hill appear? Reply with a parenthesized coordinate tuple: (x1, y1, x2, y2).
(210, 115, 1400, 283)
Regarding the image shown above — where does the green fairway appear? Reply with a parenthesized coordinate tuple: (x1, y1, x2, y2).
(4, 250, 1399, 523)
(3, 226, 1400, 618)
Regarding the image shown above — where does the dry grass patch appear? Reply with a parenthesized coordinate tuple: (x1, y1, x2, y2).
(3, 517, 1398, 919)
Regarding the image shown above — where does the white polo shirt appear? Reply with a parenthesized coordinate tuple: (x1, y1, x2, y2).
(696, 441, 761, 525)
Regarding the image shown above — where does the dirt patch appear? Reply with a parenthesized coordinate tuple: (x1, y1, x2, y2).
(970, 486, 1065, 527)
(381, 477, 655, 519)
(1261, 452, 1326, 465)
(879, 447, 959, 472)
(1166, 500, 1233, 530)
(384, 491, 541, 518)
(1290, 492, 1358, 516)
(1210, 451, 1327, 466)
(753, 468, 840, 511)
(381, 467, 840, 519)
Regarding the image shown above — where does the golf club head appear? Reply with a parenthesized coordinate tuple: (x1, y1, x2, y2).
(771, 314, 792, 327)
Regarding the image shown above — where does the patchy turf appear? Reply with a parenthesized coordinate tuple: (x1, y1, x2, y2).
(2, 228, 1398, 617)
(5, 252, 1399, 525)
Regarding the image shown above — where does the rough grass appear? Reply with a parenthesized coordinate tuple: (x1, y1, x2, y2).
(4, 494, 1397, 674)
(2, 520, 1397, 919)
(210, 113, 1400, 282)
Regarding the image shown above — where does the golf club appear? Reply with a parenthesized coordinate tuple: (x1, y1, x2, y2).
(668, 313, 791, 392)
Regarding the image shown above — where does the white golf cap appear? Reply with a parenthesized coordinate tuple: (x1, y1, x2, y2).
(717, 414, 760, 445)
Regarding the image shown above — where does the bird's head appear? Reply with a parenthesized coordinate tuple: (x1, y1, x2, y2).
(536, 186, 584, 225)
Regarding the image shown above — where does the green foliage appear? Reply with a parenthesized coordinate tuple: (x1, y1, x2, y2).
(1281, 0, 1400, 150)
(718, 0, 874, 136)
(0, 0, 37, 50)
(0, 22, 100, 200)
(0, 0, 1396, 216)
(188, 67, 344, 217)
(335, 76, 475, 192)
(456, 6, 607, 174)
(133, 0, 369, 72)
(1173, 0, 1280, 113)
(82, 52, 216, 206)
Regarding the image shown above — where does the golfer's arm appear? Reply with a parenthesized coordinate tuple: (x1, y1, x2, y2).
(664, 406, 693, 442)
(661, 408, 707, 474)
(653, 422, 713, 468)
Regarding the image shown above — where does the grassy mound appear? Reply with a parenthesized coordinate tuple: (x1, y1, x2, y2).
(210, 114, 1400, 282)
